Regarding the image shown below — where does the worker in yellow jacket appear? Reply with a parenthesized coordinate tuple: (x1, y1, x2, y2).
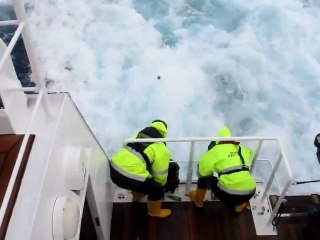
(190, 125, 256, 213)
(110, 120, 171, 218)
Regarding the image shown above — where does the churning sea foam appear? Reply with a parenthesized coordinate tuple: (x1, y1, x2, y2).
(3, 0, 320, 194)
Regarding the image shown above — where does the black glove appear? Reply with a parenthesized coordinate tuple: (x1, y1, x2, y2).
(164, 161, 180, 193)
(164, 176, 180, 193)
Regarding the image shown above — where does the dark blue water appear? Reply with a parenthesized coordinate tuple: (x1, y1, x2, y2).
(0, 5, 34, 87)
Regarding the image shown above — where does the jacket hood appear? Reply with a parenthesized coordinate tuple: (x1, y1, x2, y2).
(150, 121, 167, 137)
(218, 125, 231, 137)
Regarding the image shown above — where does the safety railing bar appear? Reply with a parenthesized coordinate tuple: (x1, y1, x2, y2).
(268, 179, 292, 224)
(249, 153, 292, 226)
(12, 0, 52, 117)
(123, 136, 279, 145)
(0, 22, 24, 74)
(0, 90, 44, 226)
(261, 153, 282, 202)
(185, 142, 195, 196)
(0, 20, 19, 26)
(12, 1, 43, 90)
(250, 140, 262, 173)
(2, 86, 38, 92)
(278, 140, 294, 180)
(252, 158, 282, 195)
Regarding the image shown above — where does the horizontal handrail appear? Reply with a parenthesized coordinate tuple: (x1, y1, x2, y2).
(3, 87, 38, 92)
(0, 20, 19, 26)
(123, 136, 279, 144)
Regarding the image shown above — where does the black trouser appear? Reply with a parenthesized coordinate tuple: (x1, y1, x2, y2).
(198, 176, 255, 207)
(109, 163, 164, 201)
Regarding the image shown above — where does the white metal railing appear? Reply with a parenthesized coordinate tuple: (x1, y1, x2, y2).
(0, 0, 50, 110)
(0, 20, 19, 26)
(0, 0, 50, 228)
(12, 0, 47, 93)
(0, 22, 25, 72)
(123, 136, 294, 225)
(0, 91, 44, 225)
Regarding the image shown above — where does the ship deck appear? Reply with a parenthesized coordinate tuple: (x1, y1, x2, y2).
(110, 195, 320, 240)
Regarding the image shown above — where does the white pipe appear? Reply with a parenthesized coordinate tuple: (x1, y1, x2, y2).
(0, 91, 44, 226)
(268, 179, 292, 225)
(185, 142, 195, 196)
(12, 0, 52, 116)
(261, 153, 282, 202)
(250, 140, 262, 173)
(278, 140, 294, 181)
(3, 87, 38, 92)
(0, 22, 24, 73)
(74, 148, 91, 239)
(123, 136, 279, 144)
(0, 20, 19, 26)
(254, 158, 281, 194)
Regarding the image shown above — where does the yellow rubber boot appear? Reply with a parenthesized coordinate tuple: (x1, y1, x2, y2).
(147, 200, 171, 218)
(131, 191, 144, 202)
(234, 202, 248, 213)
(189, 188, 206, 208)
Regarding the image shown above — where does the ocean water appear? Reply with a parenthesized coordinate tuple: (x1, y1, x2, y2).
(1, 0, 320, 194)
(0, 4, 33, 86)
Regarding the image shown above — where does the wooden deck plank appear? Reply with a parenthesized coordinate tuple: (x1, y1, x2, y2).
(111, 202, 276, 240)
(111, 197, 320, 240)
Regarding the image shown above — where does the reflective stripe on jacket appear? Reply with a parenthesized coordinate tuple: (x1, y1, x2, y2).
(198, 143, 256, 192)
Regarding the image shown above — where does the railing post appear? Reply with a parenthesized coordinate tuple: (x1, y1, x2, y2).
(12, 0, 52, 116)
(250, 140, 262, 174)
(185, 141, 195, 196)
(261, 153, 282, 202)
(0, 23, 24, 73)
(267, 179, 292, 225)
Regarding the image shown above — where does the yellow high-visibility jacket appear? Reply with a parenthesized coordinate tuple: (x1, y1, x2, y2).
(112, 123, 170, 186)
(198, 126, 256, 194)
